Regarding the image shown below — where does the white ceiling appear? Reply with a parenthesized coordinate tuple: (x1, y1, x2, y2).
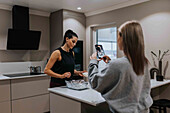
(0, 0, 150, 16)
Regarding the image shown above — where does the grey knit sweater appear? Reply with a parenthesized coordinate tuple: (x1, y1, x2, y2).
(88, 57, 153, 113)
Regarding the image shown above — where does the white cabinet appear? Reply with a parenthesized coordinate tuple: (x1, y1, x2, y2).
(0, 101, 11, 113)
(0, 80, 10, 102)
(0, 80, 11, 113)
(11, 76, 49, 99)
(50, 93, 81, 113)
(11, 76, 50, 113)
(12, 94, 49, 113)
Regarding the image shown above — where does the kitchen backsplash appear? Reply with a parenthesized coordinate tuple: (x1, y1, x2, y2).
(0, 61, 46, 74)
(0, 50, 49, 62)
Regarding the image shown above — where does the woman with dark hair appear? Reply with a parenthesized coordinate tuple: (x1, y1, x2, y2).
(44, 29, 85, 88)
(88, 21, 153, 113)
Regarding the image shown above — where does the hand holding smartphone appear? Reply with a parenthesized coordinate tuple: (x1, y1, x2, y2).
(95, 44, 105, 59)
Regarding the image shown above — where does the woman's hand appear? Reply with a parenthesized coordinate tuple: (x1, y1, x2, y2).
(102, 55, 111, 63)
(90, 52, 97, 60)
(74, 70, 87, 77)
(61, 72, 71, 79)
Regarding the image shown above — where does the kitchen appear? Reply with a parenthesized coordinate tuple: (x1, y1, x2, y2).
(0, 0, 170, 113)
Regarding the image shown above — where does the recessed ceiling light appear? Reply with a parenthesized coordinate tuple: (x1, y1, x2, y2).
(77, 7, 81, 10)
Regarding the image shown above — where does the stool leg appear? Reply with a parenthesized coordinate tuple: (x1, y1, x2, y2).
(159, 106, 162, 113)
(163, 107, 167, 113)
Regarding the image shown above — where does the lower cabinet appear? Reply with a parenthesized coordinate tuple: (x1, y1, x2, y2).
(11, 76, 50, 113)
(0, 76, 50, 113)
(0, 80, 11, 113)
(50, 93, 81, 113)
(12, 94, 49, 113)
(0, 101, 11, 113)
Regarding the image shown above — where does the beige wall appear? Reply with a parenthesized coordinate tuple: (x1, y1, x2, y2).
(86, 0, 170, 78)
(0, 9, 50, 62)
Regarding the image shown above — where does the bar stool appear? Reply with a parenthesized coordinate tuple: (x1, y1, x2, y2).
(151, 99, 170, 113)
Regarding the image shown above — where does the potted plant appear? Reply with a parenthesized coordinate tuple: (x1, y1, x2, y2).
(150, 50, 169, 81)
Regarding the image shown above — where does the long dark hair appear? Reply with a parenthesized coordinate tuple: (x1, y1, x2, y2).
(62, 29, 78, 46)
(118, 20, 148, 75)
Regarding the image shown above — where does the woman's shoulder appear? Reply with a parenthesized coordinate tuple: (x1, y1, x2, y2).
(51, 49, 61, 57)
(109, 57, 130, 70)
(110, 57, 129, 65)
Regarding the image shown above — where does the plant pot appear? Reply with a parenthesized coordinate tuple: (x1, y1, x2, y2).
(156, 75, 164, 81)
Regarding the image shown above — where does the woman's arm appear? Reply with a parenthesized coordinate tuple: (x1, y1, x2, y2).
(88, 53, 120, 95)
(44, 50, 71, 79)
(74, 70, 86, 76)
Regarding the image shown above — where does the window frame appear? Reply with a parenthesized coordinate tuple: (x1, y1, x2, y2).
(91, 23, 118, 59)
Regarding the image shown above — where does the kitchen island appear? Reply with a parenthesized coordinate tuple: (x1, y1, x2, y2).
(48, 79, 170, 113)
(48, 85, 111, 113)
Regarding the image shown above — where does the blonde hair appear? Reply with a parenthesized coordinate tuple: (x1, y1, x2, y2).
(118, 20, 148, 75)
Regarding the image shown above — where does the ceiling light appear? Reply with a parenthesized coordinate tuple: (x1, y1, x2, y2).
(77, 7, 81, 10)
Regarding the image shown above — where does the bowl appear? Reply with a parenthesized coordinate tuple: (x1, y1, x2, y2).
(65, 80, 88, 90)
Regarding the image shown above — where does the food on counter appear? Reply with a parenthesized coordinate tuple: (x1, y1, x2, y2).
(65, 80, 88, 90)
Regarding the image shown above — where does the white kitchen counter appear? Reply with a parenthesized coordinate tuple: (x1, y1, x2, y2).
(0, 73, 48, 80)
(48, 86, 105, 106)
(0, 75, 10, 80)
(151, 79, 170, 89)
(48, 79, 170, 107)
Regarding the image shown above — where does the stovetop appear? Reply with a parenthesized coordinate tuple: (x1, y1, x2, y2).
(3, 72, 44, 78)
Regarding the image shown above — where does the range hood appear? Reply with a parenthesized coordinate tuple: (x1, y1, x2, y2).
(7, 5, 41, 50)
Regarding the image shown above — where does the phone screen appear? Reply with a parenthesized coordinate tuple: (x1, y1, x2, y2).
(95, 44, 105, 59)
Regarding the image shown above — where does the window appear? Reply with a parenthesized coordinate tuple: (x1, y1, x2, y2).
(96, 27, 117, 59)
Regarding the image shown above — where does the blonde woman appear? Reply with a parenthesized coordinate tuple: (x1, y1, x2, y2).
(88, 21, 153, 113)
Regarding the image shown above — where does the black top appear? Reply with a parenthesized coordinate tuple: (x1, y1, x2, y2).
(51, 47, 75, 85)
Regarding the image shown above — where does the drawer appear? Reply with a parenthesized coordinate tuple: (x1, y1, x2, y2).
(11, 76, 49, 100)
(12, 94, 49, 113)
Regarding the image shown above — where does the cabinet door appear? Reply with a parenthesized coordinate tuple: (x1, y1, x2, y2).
(0, 80, 10, 102)
(11, 76, 49, 100)
(0, 101, 11, 113)
(12, 94, 49, 113)
(50, 93, 81, 113)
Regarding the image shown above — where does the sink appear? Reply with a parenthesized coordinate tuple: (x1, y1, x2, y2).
(3, 72, 44, 78)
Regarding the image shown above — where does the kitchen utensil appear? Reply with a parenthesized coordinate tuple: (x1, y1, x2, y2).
(29, 66, 41, 74)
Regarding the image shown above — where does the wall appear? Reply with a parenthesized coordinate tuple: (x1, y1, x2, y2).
(0, 9, 50, 62)
(86, 0, 170, 78)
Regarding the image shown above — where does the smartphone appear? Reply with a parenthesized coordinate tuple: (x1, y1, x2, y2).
(95, 44, 105, 59)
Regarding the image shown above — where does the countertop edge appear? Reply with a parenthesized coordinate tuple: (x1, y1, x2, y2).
(48, 88, 105, 106)
(0, 74, 48, 80)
